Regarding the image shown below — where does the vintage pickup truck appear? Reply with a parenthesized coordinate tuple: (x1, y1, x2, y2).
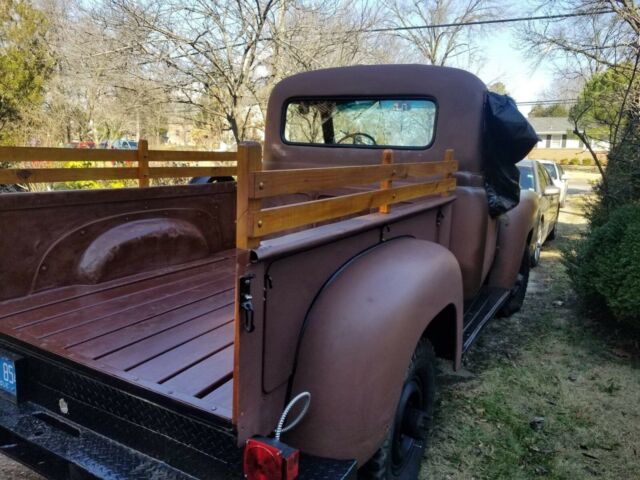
(0, 65, 538, 479)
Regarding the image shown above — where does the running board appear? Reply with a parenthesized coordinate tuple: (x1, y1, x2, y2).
(462, 287, 511, 352)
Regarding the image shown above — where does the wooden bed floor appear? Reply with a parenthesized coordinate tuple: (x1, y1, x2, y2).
(0, 250, 237, 420)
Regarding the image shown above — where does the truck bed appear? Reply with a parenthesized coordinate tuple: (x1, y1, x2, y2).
(0, 249, 237, 420)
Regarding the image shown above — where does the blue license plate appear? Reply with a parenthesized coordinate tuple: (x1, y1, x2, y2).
(0, 356, 17, 397)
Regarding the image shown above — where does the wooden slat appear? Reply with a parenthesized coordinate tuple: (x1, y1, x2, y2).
(251, 177, 456, 238)
(147, 150, 237, 163)
(148, 166, 237, 178)
(161, 345, 234, 397)
(0, 167, 138, 184)
(201, 378, 233, 407)
(72, 293, 235, 360)
(0, 146, 137, 163)
(236, 142, 262, 250)
(99, 304, 233, 370)
(379, 149, 393, 214)
(128, 323, 234, 382)
(137, 139, 149, 187)
(250, 160, 458, 199)
(0, 167, 239, 184)
(26, 272, 230, 340)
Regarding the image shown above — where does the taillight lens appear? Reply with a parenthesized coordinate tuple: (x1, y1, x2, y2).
(243, 437, 300, 480)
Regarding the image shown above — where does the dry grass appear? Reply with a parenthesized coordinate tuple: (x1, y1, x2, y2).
(422, 172, 640, 479)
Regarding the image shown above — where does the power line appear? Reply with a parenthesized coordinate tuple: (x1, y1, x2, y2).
(356, 10, 615, 34)
(516, 99, 578, 106)
(91, 9, 617, 60)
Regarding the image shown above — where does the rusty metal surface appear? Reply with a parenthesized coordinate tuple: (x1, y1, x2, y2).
(0, 183, 236, 302)
(235, 199, 463, 451)
(263, 64, 486, 173)
(283, 238, 463, 465)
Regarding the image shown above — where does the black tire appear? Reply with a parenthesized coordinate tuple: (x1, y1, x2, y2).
(189, 176, 235, 184)
(498, 249, 530, 317)
(546, 208, 560, 242)
(547, 223, 556, 241)
(530, 222, 542, 267)
(359, 339, 436, 480)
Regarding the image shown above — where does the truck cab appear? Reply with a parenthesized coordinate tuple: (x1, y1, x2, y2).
(0, 64, 538, 479)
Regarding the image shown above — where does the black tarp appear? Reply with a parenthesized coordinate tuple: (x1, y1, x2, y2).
(483, 92, 539, 217)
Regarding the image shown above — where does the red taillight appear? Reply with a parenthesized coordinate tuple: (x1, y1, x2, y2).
(243, 437, 300, 480)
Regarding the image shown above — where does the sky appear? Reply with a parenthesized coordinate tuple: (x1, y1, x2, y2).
(463, 0, 567, 115)
(472, 27, 557, 115)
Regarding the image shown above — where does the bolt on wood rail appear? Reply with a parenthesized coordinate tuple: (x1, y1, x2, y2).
(235, 143, 458, 250)
(0, 141, 237, 187)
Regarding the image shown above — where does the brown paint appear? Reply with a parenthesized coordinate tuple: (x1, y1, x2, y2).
(0, 64, 537, 472)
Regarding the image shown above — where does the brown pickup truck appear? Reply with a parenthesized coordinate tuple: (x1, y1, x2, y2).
(0, 65, 538, 479)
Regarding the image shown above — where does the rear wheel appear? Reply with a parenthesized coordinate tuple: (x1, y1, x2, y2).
(530, 222, 542, 267)
(359, 339, 436, 479)
(498, 249, 530, 317)
(547, 224, 557, 241)
(546, 207, 560, 242)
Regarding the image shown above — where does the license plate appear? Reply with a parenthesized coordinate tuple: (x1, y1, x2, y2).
(0, 355, 17, 397)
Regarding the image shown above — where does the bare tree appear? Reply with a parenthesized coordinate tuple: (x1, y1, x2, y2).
(94, 0, 280, 144)
(383, 0, 499, 68)
(93, 0, 385, 144)
(519, 1, 639, 172)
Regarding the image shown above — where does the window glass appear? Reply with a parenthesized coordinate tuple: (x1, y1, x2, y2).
(550, 135, 562, 148)
(518, 165, 535, 191)
(537, 163, 549, 190)
(542, 162, 558, 180)
(284, 98, 436, 148)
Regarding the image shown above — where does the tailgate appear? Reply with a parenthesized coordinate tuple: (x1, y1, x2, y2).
(0, 339, 242, 479)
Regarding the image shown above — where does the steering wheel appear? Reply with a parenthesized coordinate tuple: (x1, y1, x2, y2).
(336, 132, 377, 145)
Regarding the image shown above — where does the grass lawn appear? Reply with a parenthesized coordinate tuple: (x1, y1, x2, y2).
(422, 178, 640, 479)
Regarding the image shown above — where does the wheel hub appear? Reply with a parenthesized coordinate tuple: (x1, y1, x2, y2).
(391, 378, 426, 471)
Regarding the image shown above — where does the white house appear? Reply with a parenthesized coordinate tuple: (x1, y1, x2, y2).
(528, 117, 581, 149)
(528, 117, 609, 152)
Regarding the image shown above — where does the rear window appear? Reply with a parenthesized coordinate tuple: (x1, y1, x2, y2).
(518, 165, 535, 191)
(283, 98, 437, 148)
(542, 162, 558, 180)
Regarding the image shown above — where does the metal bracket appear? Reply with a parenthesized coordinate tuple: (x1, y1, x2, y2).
(239, 274, 255, 333)
(380, 224, 391, 242)
(436, 207, 444, 227)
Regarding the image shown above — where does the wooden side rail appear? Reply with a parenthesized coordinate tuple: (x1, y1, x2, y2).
(235, 142, 458, 249)
(0, 141, 237, 187)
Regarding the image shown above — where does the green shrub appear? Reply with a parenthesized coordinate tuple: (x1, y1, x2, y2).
(569, 158, 580, 165)
(582, 157, 595, 166)
(565, 203, 640, 329)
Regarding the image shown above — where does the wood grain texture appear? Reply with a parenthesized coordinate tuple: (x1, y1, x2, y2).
(0, 168, 139, 184)
(137, 139, 150, 187)
(251, 177, 456, 237)
(235, 142, 262, 250)
(379, 149, 394, 214)
(250, 159, 458, 198)
(0, 146, 137, 163)
(0, 254, 237, 419)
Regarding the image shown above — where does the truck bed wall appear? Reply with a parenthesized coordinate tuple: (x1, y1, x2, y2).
(235, 197, 458, 445)
(0, 183, 236, 301)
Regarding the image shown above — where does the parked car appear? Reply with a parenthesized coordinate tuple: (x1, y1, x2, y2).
(539, 159, 569, 206)
(517, 159, 561, 266)
(0, 65, 540, 479)
(111, 139, 138, 149)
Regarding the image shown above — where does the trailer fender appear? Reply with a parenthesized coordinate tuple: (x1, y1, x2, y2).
(487, 189, 538, 290)
(284, 237, 463, 465)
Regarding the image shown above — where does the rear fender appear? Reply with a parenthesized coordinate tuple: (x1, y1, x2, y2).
(487, 190, 538, 289)
(284, 237, 462, 465)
